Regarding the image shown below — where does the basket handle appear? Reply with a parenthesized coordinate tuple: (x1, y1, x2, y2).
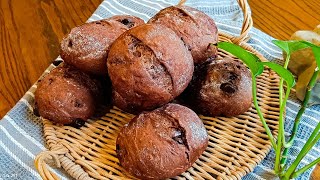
(177, 0, 187, 6)
(178, 0, 253, 45)
(35, 144, 68, 180)
(35, 142, 92, 180)
(232, 0, 253, 45)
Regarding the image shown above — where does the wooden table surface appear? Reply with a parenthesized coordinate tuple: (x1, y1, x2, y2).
(0, 0, 319, 179)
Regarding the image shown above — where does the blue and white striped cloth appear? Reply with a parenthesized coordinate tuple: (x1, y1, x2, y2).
(0, 0, 319, 179)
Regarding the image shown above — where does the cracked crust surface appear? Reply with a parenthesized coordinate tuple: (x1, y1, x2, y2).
(34, 65, 101, 124)
(60, 16, 144, 75)
(107, 15, 145, 28)
(184, 58, 252, 116)
(107, 24, 194, 113)
(149, 5, 218, 64)
(116, 103, 208, 180)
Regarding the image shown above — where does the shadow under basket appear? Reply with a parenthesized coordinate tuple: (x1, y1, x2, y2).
(34, 0, 281, 179)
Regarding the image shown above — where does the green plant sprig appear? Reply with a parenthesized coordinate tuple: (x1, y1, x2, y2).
(272, 40, 308, 145)
(218, 42, 276, 150)
(284, 110, 320, 179)
(271, 40, 308, 108)
(283, 42, 320, 179)
(217, 40, 320, 179)
(262, 61, 295, 173)
(271, 40, 308, 173)
(292, 156, 320, 179)
(280, 68, 320, 170)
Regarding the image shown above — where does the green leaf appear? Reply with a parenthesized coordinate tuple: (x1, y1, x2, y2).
(262, 62, 296, 88)
(272, 40, 309, 55)
(301, 41, 320, 70)
(272, 40, 290, 53)
(217, 42, 264, 77)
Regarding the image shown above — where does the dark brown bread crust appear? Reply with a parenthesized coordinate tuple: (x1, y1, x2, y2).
(107, 15, 145, 28)
(148, 5, 218, 64)
(60, 16, 144, 75)
(107, 24, 194, 113)
(185, 58, 252, 117)
(116, 103, 208, 180)
(35, 65, 101, 124)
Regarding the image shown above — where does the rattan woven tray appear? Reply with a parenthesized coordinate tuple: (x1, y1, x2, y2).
(35, 0, 281, 179)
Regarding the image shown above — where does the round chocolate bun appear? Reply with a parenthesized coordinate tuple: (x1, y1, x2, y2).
(60, 15, 144, 75)
(116, 103, 208, 180)
(35, 65, 101, 125)
(185, 58, 252, 117)
(149, 5, 218, 64)
(107, 15, 145, 28)
(107, 24, 194, 113)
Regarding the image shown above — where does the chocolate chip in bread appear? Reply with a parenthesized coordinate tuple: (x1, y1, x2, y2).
(60, 15, 144, 75)
(107, 24, 194, 113)
(183, 58, 252, 116)
(116, 103, 208, 179)
(35, 65, 102, 125)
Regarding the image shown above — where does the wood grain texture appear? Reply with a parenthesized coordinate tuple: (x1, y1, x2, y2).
(248, 0, 320, 40)
(0, 0, 319, 178)
(0, 0, 102, 117)
(312, 165, 320, 180)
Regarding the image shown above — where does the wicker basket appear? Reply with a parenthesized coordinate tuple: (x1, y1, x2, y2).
(34, 0, 281, 179)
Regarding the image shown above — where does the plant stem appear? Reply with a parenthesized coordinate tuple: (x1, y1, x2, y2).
(280, 148, 289, 169)
(285, 69, 319, 147)
(275, 55, 291, 174)
(275, 83, 291, 173)
(284, 121, 320, 179)
(252, 76, 277, 149)
(279, 54, 291, 108)
(280, 69, 320, 170)
(280, 54, 291, 144)
(275, 54, 291, 174)
(283, 106, 306, 148)
(291, 157, 320, 179)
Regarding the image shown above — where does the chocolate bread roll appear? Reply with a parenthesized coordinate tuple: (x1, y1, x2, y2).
(149, 5, 218, 64)
(185, 58, 252, 116)
(34, 65, 101, 125)
(116, 103, 208, 180)
(107, 24, 194, 113)
(60, 15, 144, 75)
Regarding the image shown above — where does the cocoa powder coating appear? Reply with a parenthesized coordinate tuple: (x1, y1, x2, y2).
(184, 58, 252, 116)
(35, 65, 101, 124)
(149, 5, 218, 64)
(107, 24, 194, 113)
(60, 16, 144, 75)
(116, 103, 208, 180)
